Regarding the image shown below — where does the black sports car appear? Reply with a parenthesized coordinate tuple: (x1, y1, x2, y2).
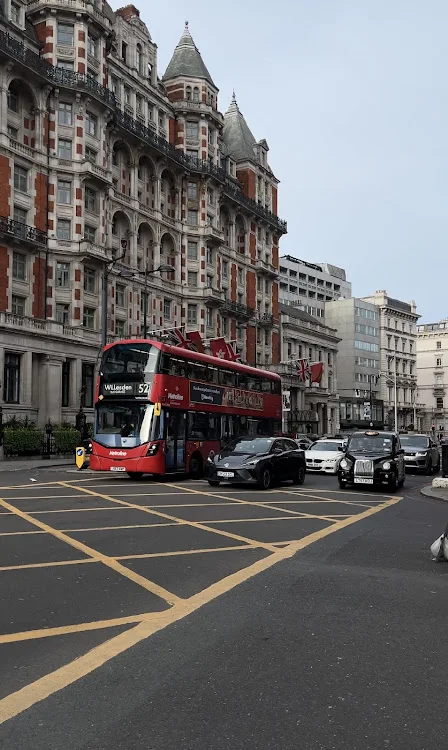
(206, 436, 306, 490)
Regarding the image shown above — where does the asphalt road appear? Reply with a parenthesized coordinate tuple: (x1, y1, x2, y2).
(0, 467, 447, 749)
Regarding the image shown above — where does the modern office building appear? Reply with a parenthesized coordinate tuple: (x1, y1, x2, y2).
(278, 255, 351, 317)
(325, 297, 383, 431)
(0, 3, 286, 426)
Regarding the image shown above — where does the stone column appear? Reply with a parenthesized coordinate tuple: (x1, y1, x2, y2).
(44, 355, 64, 424)
(21, 350, 33, 408)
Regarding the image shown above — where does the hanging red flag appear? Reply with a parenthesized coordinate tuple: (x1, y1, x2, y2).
(168, 328, 192, 349)
(186, 330, 205, 353)
(210, 338, 229, 359)
(310, 362, 324, 384)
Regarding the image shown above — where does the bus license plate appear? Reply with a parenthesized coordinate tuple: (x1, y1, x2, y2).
(110, 466, 126, 472)
(217, 471, 234, 478)
(354, 477, 373, 484)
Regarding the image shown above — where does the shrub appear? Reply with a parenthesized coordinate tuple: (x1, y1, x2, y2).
(3, 427, 44, 456)
(53, 426, 81, 454)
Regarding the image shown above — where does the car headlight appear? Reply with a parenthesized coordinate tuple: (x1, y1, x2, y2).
(415, 452, 427, 457)
(245, 459, 259, 467)
(382, 461, 391, 470)
(340, 459, 349, 469)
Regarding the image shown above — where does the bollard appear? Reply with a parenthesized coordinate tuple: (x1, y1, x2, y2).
(442, 441, 448, 478)
(75, 446, 86, 470)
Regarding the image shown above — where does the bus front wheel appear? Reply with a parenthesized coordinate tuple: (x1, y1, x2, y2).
(189, 453, 203, 479)
(127, 472, 144, 480)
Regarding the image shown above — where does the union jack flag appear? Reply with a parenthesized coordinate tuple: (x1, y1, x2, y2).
(167, 328, 193, 350)
(226, 341, 242, 362)
(296, 358, 310, 383)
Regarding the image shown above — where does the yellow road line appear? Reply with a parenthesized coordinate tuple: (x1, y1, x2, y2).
(0, 558, 97, 573)
(196, 514, 337, 524)
(0, 612, 167, 645)
(0, 495, 401, 725)
(0, 521, 182, 537)
(274, 490, 374, 508)
(0, 498, 181, 606)
(58, 483, 278, 553)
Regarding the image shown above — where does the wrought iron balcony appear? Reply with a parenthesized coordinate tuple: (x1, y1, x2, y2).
(0, 31, 287, 235)
(257, 312, 274, 326)
(222, 299, 255, 319)
(0, 216, 46, 246)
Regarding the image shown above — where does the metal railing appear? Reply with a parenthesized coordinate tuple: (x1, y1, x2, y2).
(0, 216, 47, 245)
(0, 31, 287, 235)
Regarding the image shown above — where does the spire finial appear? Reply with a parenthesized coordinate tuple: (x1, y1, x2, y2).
(232, 89, 236, 104)
(185, 20, 189, 28)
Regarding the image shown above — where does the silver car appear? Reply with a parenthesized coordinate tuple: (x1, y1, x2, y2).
(400, 434, 440, 474)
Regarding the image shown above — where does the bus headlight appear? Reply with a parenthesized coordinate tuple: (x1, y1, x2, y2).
(146, 443, 159, 456)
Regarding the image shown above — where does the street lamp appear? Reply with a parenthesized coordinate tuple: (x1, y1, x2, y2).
(118, 264, 174, 339)
(101, 238, 128, 349)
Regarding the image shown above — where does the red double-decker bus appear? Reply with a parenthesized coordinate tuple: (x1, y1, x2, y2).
(90, 339, 282, 479)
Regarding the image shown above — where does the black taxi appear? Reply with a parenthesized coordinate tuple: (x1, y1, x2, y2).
(337, 430, 405, 492)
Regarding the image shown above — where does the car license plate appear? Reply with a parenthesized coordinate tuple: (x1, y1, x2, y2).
(110, 466, 126, 472)
(354, 477, 373, 484)
(217, 471, 234, 478)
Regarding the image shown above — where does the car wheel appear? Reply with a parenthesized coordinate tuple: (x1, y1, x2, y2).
(388, 474, 398, 492)
(127, 472, 144, 480)
(425, 460, 433, 476)
(292, 466, 305, 485)
(434, 458, 441, 474)
(259, 468, 272, 490)
(338, 479, 347, 490)
(208, 480, 220, 487)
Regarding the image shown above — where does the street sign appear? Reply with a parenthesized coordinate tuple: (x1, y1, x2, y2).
(75, 446, 86, 470)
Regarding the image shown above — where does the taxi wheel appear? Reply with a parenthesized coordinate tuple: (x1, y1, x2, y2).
(388, 474, 398, 492)
(338, 479, 348, 490)
(208, 480, 220, 487)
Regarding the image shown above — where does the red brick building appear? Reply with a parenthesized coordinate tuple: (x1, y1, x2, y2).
(0, 3, 286, 425)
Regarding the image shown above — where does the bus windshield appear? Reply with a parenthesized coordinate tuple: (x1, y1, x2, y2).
(96, 402, 157, 446)
(101, 343, 160, 382)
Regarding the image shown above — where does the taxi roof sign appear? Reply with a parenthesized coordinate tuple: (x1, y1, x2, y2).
(364, 431, 379, 436)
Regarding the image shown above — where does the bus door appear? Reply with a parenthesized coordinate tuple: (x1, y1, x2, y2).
(165, 411, 186, 471)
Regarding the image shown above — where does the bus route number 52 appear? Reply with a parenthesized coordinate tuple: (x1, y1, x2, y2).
(138, 383, 150, 395)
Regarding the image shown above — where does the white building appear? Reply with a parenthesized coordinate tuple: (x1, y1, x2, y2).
(278, 256, 351, 318)
(361, 291, 420, 430)
(417, 320, 448, 437)
(278, 303, 341, 437)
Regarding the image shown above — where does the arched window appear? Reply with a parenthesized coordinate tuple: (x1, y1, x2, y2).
(186, 86, 192, 101)
(136, 44, 143, 75)
(192, 87, 200, 102)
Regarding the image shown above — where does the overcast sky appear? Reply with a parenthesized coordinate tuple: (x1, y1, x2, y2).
(111, 1, 447, 323)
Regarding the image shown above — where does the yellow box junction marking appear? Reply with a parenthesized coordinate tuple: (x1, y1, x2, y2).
(0, 493, 401, 725)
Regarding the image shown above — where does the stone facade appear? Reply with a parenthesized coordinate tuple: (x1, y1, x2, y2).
(278, 303, 340, 437)
(416, 320, 448, 438)
(361, 290, 420, 430)
(0, 3, 286, 426)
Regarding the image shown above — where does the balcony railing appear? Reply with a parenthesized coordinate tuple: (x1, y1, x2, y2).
(0, 216, 46, 245)
(203, 224, 224, 244)
(255, 258, 277, 277)
(204, 287, 225, 306)
(257, 312, 274, 326)
(222, 299, 255, 319)
(0, 31, 287, 235)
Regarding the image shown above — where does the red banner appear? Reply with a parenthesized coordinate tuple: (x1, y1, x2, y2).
(210, 338, 241, 361)
(187, 330, 205, 353)
(296, 359, 324, 384)
(168, 328, 204, 353)
(310, 362, 324, 384)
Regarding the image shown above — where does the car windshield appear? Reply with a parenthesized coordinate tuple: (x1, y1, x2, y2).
(224, 437, 274, 455)
(310, 442, 342, 452)
(400, 435, 430, 448)
(349, 435, 393, 453)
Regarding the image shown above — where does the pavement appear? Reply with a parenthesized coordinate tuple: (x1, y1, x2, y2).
(421, 483, 448, 502)
(0, 468, 447, 749)
(0, 457, 73, 472)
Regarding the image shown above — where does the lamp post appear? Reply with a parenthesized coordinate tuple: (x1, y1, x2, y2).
(118, 264, 174, 339)
(101, 238, 128, 349)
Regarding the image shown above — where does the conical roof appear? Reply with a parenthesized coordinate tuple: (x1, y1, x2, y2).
(163, 22, 215, 86)
(222, 92, 257, 162)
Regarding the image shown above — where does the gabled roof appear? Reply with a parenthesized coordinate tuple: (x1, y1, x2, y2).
(222, 92, 257, 162)
(162, 22, 215, 86)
